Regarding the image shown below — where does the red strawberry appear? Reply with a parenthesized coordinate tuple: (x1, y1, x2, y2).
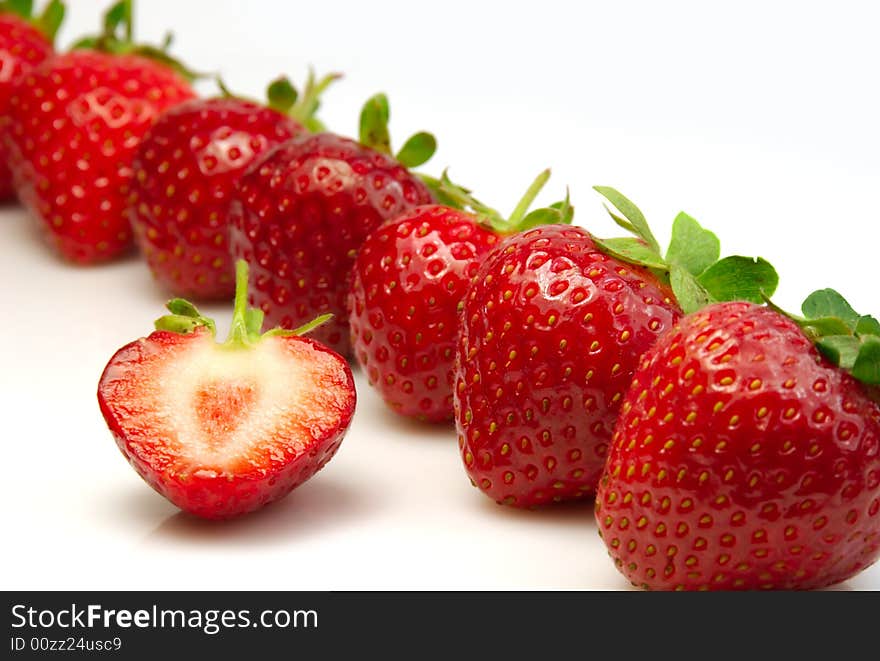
(0, 1, 63, 201)
(129, 73, 338, 299)
(455, 225, 681, 507)
(97, 259, 356, 520)
(596, 298, 880, 590)
(348, 170, 570, 422)
(455, 187, 776, 507)
(4, 1, 194, 262)
(229, 94, 436, 355)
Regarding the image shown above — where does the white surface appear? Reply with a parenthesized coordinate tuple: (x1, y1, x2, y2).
(2, 0, 880, 590)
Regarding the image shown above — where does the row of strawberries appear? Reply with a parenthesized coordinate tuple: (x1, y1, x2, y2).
(3, 1, 880, 590)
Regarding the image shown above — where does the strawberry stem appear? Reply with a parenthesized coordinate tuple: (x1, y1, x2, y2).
(224, 260, 258, 349)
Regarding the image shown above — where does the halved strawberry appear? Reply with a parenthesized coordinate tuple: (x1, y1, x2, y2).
(97, 260, 356, 519)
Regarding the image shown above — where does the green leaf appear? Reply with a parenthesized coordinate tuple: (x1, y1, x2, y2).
(508, 169, 550, 229)
(665, 211, 720, 276)
(697, 256, 778, 303)
(592, 186, 661, 254)
(160, 298, 215, 334)
(801, 316, 857, 337)
(266, 76, 298, 114)
(359, 93, 391, 154)
(592, 237, 668, 270)
(215, 76, 238, 99)
(5, 0, 34, 19)
(159, 30, 173, 52)
(288, 70, 340, 129)
(154, 315, 213, 335)
(801, 289, 859, 328)
(852, 335, 880, 385)
(395, 132, 436, 169)
(37, 0, 65, 41)
(267, 313, 334, 337)
(304, 117, 327, 133)
(601, 204, 638, 235)
(517, 207, 568, 232)
(671, 263, 714, 314)
(165, 298, 202, 317)
(103, 0, 131, 40)
(856, 315, 880, 336)
(70, 36, 98, 50)
(418, 173, 468, 211)
(816, 335, 861, 370)
(549, 193, 574, 226)
(418, 171, 499, 217)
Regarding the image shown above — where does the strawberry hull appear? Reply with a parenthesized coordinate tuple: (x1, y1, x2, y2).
(596, 302, 880, 590)
(98, 328, 356, 519)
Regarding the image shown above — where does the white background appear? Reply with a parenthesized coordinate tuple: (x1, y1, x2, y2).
(2, 0, 879, 589)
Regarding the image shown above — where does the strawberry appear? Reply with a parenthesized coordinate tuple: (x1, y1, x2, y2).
(4, 0, 195, 262)
(128, 73, 338, 299)
(0, 0, 64, 201)
(596, 296, 880, 590)
(348, 170, 571, 422)
(229, 94, 437, 355)
(455, 225, 680, 507)
(455, 188, 776, 507)
(97, 259, 356, 520)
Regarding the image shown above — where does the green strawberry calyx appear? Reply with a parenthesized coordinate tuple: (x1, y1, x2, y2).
(70, 0, 202, 81)
(421, 168, 574, 234)
(0, 0, 65, 41)
(266, 70, 341, 133)
(591, 187, 880, 388)
(765, 289, 880, 387)
(356, 93, 573, 232)
(216, 69, 342, 134)
(358, 93, 437, 169)
(155, 260, 331, 349)
(591, 186, 779, 315)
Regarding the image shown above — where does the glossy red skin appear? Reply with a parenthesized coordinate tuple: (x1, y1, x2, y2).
(596, 302, 880, 590)
(455, 225, 681, 507)
(0, 15, 53, 201)
(129, 97, 305, 299)
(97, 328, 357, 520)
(5, 50, 195, 262)
(229, 133, 434, 355)
(349, 205, 500, 422)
